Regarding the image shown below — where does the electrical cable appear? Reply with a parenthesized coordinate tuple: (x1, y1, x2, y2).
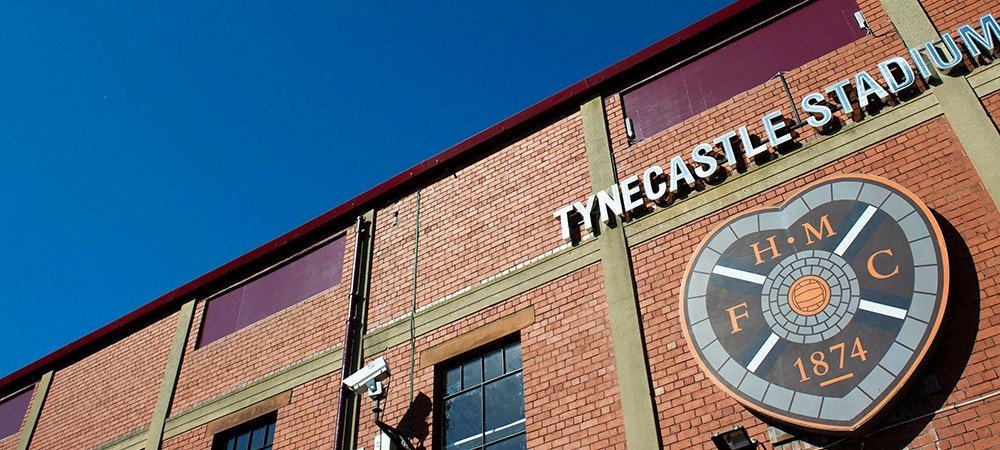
(408, 191, 422, 405)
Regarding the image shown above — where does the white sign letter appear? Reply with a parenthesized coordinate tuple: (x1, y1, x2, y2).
(802, 93, 832, 128)
(597, 185, 624, 224)
(642, 165, 667, 201)
(713, 131, 739, 167)
(738, 125, 768, 158)
(762, 110, 792, 148)
(620, 175, 644, 213)
(553, 205, 574, 240)
(878, 57, 916, 93)
(691, 144, 719, 179)
(825, 79, 854, 114)
(669, 156, 696, 193)
(854, 71, 890, 109)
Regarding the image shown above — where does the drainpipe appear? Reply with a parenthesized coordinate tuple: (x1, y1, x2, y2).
(335, 213, 375, 450)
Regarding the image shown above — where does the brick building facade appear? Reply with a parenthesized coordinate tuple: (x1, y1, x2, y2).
(1, 0, 999, 448)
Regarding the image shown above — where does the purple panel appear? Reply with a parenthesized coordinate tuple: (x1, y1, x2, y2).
(236, 237, 346, 329)
(198, 286, 244, 347)
(198, 236, 346, 347)
(0, 387, 32, 439)
(623, 0, 865, 140)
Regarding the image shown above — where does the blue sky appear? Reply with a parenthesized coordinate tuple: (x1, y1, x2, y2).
(0, 1, 733, 376)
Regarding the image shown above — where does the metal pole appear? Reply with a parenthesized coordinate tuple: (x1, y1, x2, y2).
(777, 72, 805, 128)
(335, 216, 371, 450)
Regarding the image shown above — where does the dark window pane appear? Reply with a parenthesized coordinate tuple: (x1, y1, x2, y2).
(445, 366, 462, 395)
(250, 425, 268, 449)
(485, 433, 527, 450)
(484, 349, 504, 381)
(504, 343, 522, 373)
(440, 340, 526, 450)
(444, 388, 483, 448)
(462, 358, 482, 389)
(213, 414, 276, 450)
(266, 422, 275, 444)
(235, 431, 250, 450)
(484, 373, 526, 443)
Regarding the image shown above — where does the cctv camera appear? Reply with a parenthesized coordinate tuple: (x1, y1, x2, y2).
(344, 357, 390, 398)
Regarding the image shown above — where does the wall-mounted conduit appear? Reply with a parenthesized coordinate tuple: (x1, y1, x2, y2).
(408, 191, 422, 405)
(335, 214, 375, 450)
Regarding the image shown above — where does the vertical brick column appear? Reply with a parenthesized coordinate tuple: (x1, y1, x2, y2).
(580, 96, 661, 449)
(15, 371, 53, 450)
(880, 0, 1000, 206)
(144, 299, 196, 450)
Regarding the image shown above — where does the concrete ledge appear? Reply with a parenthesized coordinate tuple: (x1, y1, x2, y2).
(970, 63, 1000, 98)
(164, 346, 342, 441)
(624, 93, 943, 246)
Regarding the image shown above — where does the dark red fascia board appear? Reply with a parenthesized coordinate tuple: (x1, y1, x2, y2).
(0, 0, 774, 396)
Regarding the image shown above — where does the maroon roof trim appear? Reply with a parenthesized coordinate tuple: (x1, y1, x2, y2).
(0, 0, 777, 395)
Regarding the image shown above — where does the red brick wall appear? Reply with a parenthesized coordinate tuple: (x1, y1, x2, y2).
(30, 311, 178, 449)
(608, 0, 904, 185)
(0, 416, 23, 450)
(367, 111, 591, 329)
(631, 117, 1000, 448)
(172, 226, 355, 414)
(984, 91, 1000, 128)
(162, 425, 212, 450)
(921, 0, 1000, 35)
(358, 264, 627, 449)
(271, 373, 340, 448)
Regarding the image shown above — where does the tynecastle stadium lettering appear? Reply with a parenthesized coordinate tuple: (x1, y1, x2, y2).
(553, 12, 1000, 241)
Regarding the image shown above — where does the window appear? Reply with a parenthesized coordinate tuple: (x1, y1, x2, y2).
(622, 0, 866, 141)
(212, 413, 276, 450)
(438, 339, 526, 450)
(198, 235, 346, 347)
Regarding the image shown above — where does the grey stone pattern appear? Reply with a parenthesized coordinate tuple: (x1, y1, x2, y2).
(761, 250, 861, 344)
(683, 178, 945, 426)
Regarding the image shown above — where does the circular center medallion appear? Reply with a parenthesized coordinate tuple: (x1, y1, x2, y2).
(761, 250, 860, 344)
(789, 275, 831, 316)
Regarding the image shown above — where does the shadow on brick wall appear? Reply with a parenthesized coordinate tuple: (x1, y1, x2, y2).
(398, 391, 431, 449)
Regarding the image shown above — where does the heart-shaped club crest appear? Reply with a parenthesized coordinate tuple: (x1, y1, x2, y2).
(679, 174, 948, 433)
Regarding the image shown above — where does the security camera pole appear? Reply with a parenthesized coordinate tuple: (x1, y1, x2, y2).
(342, 357, 414, 450)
